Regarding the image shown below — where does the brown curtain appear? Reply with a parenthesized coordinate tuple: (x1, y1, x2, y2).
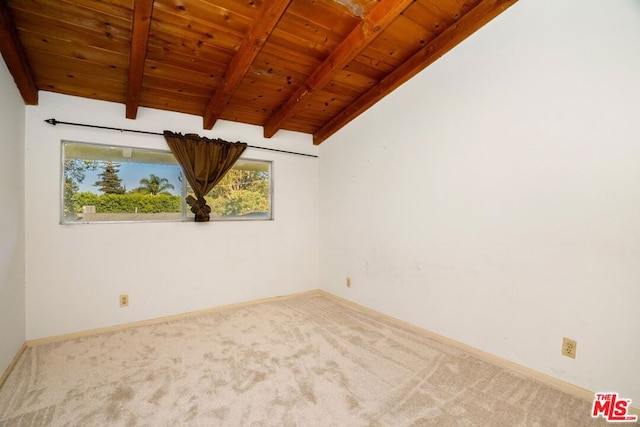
(164, 131, 247, 222)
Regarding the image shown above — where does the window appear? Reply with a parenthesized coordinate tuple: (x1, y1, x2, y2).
(61, 141, 272, 223)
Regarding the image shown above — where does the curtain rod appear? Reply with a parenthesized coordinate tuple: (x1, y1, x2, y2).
(44, 118, 319, 158)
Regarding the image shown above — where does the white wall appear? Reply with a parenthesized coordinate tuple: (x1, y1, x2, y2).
(25, 93, 319, 340)
(319, 0, 640, 404)
(0, 61, 26, 371)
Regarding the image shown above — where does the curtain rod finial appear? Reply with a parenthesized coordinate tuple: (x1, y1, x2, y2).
(45, 118, 57, 125)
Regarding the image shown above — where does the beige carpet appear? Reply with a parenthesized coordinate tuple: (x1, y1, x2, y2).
(0, 292, 618, 426)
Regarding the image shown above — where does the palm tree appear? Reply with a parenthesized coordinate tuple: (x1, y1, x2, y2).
(138, 174, 175, 195)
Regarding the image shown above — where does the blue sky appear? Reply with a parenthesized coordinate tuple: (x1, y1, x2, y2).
(79, 162, 183, 195)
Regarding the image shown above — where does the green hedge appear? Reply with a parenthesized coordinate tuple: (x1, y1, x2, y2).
(75, 192, 181, 213)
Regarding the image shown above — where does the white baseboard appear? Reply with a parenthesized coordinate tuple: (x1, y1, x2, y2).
(0, 343, 27, 389)
(21, 289, 639, 417)
(318, 290, 640, 417)
(26, 289, 321, 347)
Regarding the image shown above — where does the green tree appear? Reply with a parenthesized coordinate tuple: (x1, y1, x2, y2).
(209, 189, 268, 216)
(133, 174, 175, 195)
(204, 169, 269, 217)
(94, 161, 125, 194)
(63, 159, 98, 219)
(209, 169, 268, 199)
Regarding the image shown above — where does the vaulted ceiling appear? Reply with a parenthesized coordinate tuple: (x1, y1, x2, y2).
(0, 0, 517, 144)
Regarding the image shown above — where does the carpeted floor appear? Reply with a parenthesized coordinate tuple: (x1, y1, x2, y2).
(0, 292, 619, 426)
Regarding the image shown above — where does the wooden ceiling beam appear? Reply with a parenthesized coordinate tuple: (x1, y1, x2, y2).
(0, 1, 38, 104)
(126, 0, 155, 119)
(262, 0, 416, 139)
(203, 0, 292, 130)
(313, 0, 519, 145)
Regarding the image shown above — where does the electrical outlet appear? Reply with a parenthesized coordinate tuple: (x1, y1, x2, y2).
(346, 277, 352, 288)
(562, 337, 577, 358)
(119, 294, 129, 307)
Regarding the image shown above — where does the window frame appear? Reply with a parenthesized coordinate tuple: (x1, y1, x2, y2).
(60, 140, 274, 224)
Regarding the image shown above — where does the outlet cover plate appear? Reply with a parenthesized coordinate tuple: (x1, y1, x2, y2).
(562, 337, 577, 358)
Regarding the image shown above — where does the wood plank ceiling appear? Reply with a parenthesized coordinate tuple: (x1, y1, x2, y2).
(0, 0, 517, 144)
